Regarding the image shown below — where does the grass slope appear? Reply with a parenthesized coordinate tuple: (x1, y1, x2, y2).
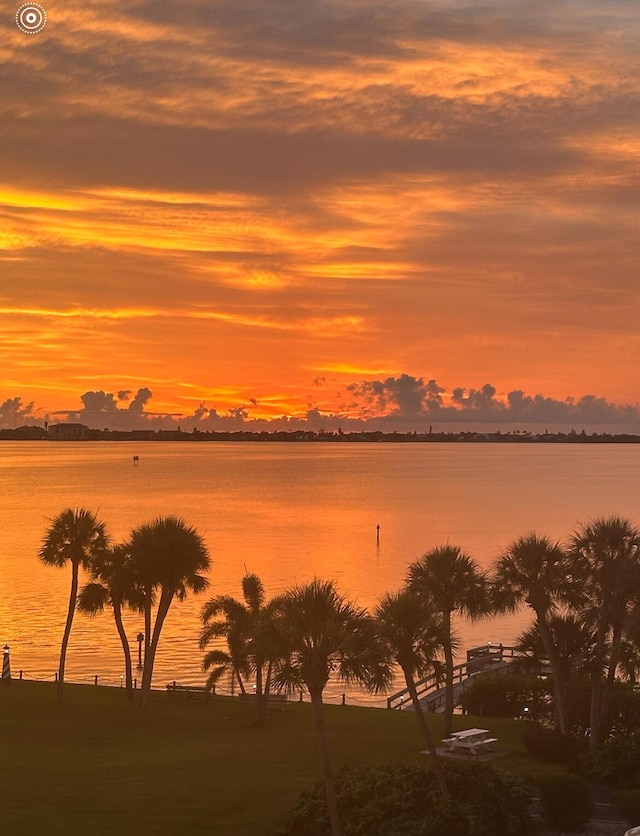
(0, 681, 552, 835)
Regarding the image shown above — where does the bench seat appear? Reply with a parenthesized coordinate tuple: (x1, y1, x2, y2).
(239, 692, 289, 711)
(166, 683, 210, 701)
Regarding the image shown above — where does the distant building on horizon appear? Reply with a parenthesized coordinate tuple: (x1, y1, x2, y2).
(48, 423, 90, 441)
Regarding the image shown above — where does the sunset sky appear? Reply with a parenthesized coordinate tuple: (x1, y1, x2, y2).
(1, 0, 639, 430)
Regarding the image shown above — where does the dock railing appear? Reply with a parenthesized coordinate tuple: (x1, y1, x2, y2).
(386, 644, 518, 710)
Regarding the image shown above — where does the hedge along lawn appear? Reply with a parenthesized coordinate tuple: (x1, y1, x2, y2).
(0, 682, 556, 836)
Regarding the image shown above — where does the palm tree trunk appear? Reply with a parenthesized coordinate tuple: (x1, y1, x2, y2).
(255, 661, 266, 725)
(144, 586, 152, 661)
(443, 611, 454, 738)
(57, 561, 79, 701)
(234, 667, 247, 695)
(309, 687, 342, 836)
(402, 668, 448, 798)
(589, 618, 609, 748)
(264, 660, 273, 696)
(536, 613, 570, 734)
(140, 591, 172, 707)
(598, 623, 623, 737)
(113, 603, 134, 701)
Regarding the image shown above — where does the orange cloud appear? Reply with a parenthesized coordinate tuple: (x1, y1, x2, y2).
(1, 0, 638, 416)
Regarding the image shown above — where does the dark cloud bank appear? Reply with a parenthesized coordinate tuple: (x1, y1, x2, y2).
(2, 375, 639, 432)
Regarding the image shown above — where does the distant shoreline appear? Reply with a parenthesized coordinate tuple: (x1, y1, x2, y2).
(2, 425, 640, 443)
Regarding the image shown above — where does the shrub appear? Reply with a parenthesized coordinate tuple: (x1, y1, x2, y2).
(537, 773, 593, 832)
(612, 790, 640, 825)
(273, 760, 531, 836)
(608, 686, 640, 737)
(441, 758, 532, 836)
(571, 730, 640, 788)
(522, 723, 587, 763)
(458, 672, 550, 720)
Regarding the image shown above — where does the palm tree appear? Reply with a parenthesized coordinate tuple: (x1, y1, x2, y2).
(200, 574, 282, 722)
(513, 613, 597, 732)
(513, 614, 596, 679)
(407, 545, 489, 737)
(273, 579, 392, 836)
(38, 507, 109, 700)
(201, 646, 249, 695)
(569, 516, 640, 746)
(77, 544, 144, 700)
(374, 589, 447, 796)
(128, 516, 211, 707)
(491, 533, 584, 735)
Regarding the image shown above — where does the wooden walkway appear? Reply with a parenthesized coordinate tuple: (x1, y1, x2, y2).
(386, 644, 520, 712)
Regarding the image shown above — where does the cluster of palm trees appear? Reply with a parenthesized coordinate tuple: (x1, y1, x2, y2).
(497, 518, 640, 746)
(39, 507, 210, 706)
(198, 517, 640, 835)
(40, 508, 640, 836)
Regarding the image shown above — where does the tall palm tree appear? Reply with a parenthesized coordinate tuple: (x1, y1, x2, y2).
(38, 507, 109, 700)
(491, 533, 584, 735)
(200, 574, 282, 723)
(569, 516, 640, 746)
(273, 579, 392, 836)
(374, 589, 447, 797)
(128, 516, 211, 707)
(77, 544, 144, 700)
(407, 545, 489, 737)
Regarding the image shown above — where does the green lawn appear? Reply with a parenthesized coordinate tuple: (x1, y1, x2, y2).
(0, 681, 558, 835)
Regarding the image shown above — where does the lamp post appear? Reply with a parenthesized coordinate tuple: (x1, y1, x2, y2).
(2, 644, 11, 684)
(137, 633, 144, 669)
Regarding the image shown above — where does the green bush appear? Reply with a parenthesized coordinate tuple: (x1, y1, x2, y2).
(571, 729, 640, 787)
(612, 790, 640, 825)
(458, 672, 550, 720)
(273, 760, 531, 836)
(522, 723, 587, 763)
(537, 773, 593, 832)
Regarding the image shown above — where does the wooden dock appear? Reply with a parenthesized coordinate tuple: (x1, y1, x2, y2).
(386, 644, 522, 712)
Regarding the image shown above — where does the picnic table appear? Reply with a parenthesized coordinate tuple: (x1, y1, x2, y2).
(441, 728, 498, 756)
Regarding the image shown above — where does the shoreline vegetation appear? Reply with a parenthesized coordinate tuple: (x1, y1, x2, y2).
(2, 424, 640, 442)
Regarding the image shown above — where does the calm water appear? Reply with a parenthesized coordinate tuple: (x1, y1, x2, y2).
(1, 441, 639, 705)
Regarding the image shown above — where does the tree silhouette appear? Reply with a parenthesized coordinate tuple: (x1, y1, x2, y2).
(200, 573, 283, 723)
(514, 613, 597, 732)
(273, 579, 392, 836)
(374, 589, 448, 796)
(491, 533, 584, 735)
(128, 516, 210, 707)
(39, 507, 109, 700)
(407, 545, 489, 737)
(569, 516, 640, 746)
(77, 543, 144, 700)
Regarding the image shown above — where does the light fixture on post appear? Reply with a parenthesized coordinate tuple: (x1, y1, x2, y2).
(2, 644, 11, 685)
